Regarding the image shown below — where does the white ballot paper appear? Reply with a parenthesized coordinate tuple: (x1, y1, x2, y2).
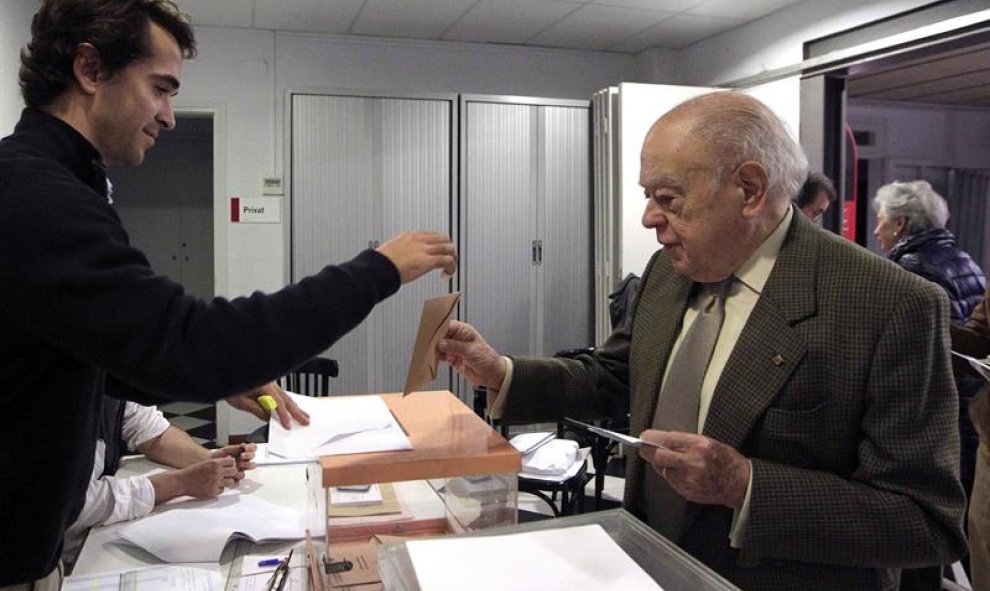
(953, 351, 990, 381)
(406, 524, 662, 591)
(267, 391, 411, 459)
(114, 494, 306, 562)
(509, 432, 555, 455)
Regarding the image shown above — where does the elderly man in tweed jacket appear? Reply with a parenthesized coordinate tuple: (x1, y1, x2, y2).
(438, 91, 966, 591)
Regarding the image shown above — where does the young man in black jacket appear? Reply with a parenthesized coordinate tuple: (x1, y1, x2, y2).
(0, 1, 456, 587)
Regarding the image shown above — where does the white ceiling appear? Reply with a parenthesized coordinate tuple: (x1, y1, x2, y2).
(173, 0, 805, 53)
(849, 40, 990, 108)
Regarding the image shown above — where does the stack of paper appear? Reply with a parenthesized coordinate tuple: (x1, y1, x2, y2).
(509, 432, 589, 483)
(113, 494, 306, 562)
(405, 524, 662, 591)
(509, 432, 555, 454)
(267, 392, 412, 459)
(330, 484, 384, 507)
(328, 483, 403, 519)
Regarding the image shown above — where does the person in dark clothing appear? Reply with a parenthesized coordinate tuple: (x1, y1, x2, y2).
(794, 171, 837, 223)
(873, 179, 985, 324)
(873, 179, 985, 591)
(951, 288, 990, 591)
(0, 1, 456, 587)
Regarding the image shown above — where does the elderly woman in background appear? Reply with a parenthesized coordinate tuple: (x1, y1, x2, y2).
(875, 179, 986, 591)
(873, 179, 985, 323)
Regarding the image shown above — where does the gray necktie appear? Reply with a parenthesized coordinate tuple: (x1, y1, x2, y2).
(643, 277, 733, 540)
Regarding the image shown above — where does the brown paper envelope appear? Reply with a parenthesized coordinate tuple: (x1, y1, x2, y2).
(402, 292, 461, 395)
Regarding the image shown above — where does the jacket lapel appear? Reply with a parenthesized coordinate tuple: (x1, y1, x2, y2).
(680, 213, 819, 536)
(703, 212, 818, 448)
(624, 254, 692, 508)
(628, 256, 693, 440)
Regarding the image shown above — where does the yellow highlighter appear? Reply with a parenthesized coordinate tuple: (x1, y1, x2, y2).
(257, 394, 278, 417)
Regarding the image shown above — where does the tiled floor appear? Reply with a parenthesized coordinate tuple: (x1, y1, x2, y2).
(160, 401, 217, 448)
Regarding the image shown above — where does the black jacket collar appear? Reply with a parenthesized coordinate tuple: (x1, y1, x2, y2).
(6, 107, 108, 199)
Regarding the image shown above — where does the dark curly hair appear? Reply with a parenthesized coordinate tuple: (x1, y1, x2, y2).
(19, 0, 196, 108)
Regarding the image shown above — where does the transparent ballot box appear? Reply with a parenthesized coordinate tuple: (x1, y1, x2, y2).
(378, 508, 743, 591)
(304, 391, 521, 588)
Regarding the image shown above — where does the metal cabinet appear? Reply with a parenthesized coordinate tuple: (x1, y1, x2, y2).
(291, 92, 456, 395)
(290, 92, 592, 401)
(460, 95, 593, 369)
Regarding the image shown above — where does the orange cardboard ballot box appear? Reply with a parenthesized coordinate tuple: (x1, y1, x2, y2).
(309, 390, 521, 544)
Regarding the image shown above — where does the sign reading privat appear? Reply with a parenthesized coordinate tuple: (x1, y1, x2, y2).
(230, 196, 281, 223)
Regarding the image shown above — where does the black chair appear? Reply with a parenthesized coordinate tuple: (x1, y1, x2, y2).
(474, 386, 593, 517)
(280, 357, 339, 397)
(562, 416, 627, 510)
(503, 417, 593, 517)
(551, 347, 628, 511)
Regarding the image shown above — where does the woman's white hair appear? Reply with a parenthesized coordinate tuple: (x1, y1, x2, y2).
(872, 180, 949, 235)
(668, 92, 809, 201)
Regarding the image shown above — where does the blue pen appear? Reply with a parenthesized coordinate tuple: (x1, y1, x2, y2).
(258, 558, 281, 567)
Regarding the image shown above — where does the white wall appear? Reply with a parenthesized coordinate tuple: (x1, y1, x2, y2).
(849, 100, 990, 171)
(179, 27, 642, 298)
(0, 0, 34, 134)
(174, 26, 283, 297)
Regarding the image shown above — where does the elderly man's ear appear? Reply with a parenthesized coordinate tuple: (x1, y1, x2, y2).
(735, 161, 770, 215)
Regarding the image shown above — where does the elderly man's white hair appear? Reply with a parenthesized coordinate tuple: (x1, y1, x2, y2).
(664, 91, 809, 202)
(872, 180, 950, 235)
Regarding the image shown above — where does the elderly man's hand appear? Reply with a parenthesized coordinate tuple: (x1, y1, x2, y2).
(638, 430, 751, 509)
(225, 382, 310, 429)
(436, 319, 506, 390)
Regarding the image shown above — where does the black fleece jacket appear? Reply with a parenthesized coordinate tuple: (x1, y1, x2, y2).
(0, 108, 400, 583)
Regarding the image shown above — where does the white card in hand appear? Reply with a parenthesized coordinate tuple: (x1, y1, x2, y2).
(565, 418, 668, 450)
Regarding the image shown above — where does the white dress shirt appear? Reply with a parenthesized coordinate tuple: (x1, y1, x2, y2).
(62, 402, 171, 564)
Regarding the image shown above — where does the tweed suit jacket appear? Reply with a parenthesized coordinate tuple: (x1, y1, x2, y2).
(504, 211, 967, 591)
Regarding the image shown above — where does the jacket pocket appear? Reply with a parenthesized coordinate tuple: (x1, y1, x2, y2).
(758, 402, 852, 472)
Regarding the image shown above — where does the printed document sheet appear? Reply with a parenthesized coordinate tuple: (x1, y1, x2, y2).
(267, 392, 411, 459)
(114, 493, 305, 562)
(64, 566, 222, 591)
(405, 523, 663, 591)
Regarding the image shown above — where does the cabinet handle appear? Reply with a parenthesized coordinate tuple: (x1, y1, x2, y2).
(537, 240, 543, 264)
(531, 240, 538, 265)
